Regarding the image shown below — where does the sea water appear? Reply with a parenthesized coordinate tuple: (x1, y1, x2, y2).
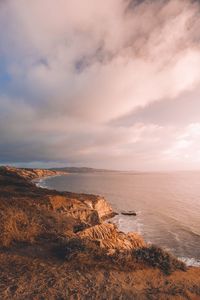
(38, 171, 200, 266)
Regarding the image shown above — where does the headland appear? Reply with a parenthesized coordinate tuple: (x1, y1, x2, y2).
(0, 166, 199, 299)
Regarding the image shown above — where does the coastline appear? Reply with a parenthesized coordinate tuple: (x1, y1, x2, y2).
(0, 166, 200, 299)
(32, 173, 65, 188)
(36, 172, 200, 268)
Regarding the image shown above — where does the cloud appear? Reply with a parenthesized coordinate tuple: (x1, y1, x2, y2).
(112, 88, 200, 127)
(163, 123, 200, 168)
(0, 0, 200, 169)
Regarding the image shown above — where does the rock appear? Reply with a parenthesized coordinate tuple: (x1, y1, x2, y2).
(48, 195, 101, 226)
(0, 165, 65, 181)
(78, 223, 146, 251)
(85, 197, 113, 219)
(121, 210, 137, 216)
(0, 166, 199, 300)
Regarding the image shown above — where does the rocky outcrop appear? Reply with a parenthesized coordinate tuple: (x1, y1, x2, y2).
(47, 195, 110, 226)
(121, 210, 137, 216)
(48, 193, 116, 223)
(78, 223, 146, 251)
(0, 165, 65, 180)
(84, 196, 117, 219)
(0, 166, 200, 300)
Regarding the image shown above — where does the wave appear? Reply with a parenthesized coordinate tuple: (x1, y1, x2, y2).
(110, 216, 200, 267)
(179, 257, 200, 267)
(158, 213, 200, 240)
(34, 174, 63, 189)
(180, 227, 200, 239)
(111, 214, 144, 235)
(37, 181, 48, 188)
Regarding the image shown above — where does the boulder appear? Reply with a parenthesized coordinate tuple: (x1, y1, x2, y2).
(121, 210, 137, 216)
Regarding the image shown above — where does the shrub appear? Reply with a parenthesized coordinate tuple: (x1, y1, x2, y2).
(134, 245, 187, 275)
(53, 238, 86, 260)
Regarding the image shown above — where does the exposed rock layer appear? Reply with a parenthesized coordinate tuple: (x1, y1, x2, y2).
(0, 165, 64, 180)
(0, 166, 199, 300)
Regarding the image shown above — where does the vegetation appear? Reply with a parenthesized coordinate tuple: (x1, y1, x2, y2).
(53, 237, 86, 260)
(134, 245, 187, 275)
(52, 237, 187, 275)
(0, 166, 199, 300)
(1, 208, 40, 247)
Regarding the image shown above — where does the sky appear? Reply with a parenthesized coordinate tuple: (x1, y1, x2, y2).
(1, 0, 200, 171)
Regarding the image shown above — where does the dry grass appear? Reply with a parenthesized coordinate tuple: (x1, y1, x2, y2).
(48, 195, 70, 211)
(1, 208, 41, 247)
(52, 237, 187, 276)
(0, 167, 199, 299)
(0, 250, 199, 300)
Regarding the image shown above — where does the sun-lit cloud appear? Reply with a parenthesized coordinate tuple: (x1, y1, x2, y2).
(163, 123, 200, 168)
(1, 0, 200, 170)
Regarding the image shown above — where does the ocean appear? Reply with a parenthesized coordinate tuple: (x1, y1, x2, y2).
(37, 171, 200, 266)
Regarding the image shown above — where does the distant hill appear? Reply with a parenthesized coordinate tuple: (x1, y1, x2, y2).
(0, 166, 199, 299)
(50, 167, 117, 173)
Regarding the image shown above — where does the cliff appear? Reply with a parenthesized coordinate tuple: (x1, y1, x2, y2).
(0, 165, 65, 180)
(0, 166, 199, 299)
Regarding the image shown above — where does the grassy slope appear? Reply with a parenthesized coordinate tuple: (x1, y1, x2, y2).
(0, 167, 200, 300)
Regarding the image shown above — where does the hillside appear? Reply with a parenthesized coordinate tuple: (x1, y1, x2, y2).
(50, 166, 117, 173)
(0, 166, 200, 299)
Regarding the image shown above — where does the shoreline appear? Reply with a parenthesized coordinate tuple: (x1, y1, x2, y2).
(0, 166, 200, 299)
(32, 173, 65, 188)
(35, 172, 200, 268)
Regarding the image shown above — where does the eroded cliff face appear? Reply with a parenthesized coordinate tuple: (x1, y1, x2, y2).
(0, 166, 200, 300)
(0, 166, 115, 221)
(0, 165, 64, 180)
(48, 194, 101, 226)
(78, 223, 146, 251)
(0, 166, 115, 246)
(90, 196, 115, 219)
(47, 194, 114, 226)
